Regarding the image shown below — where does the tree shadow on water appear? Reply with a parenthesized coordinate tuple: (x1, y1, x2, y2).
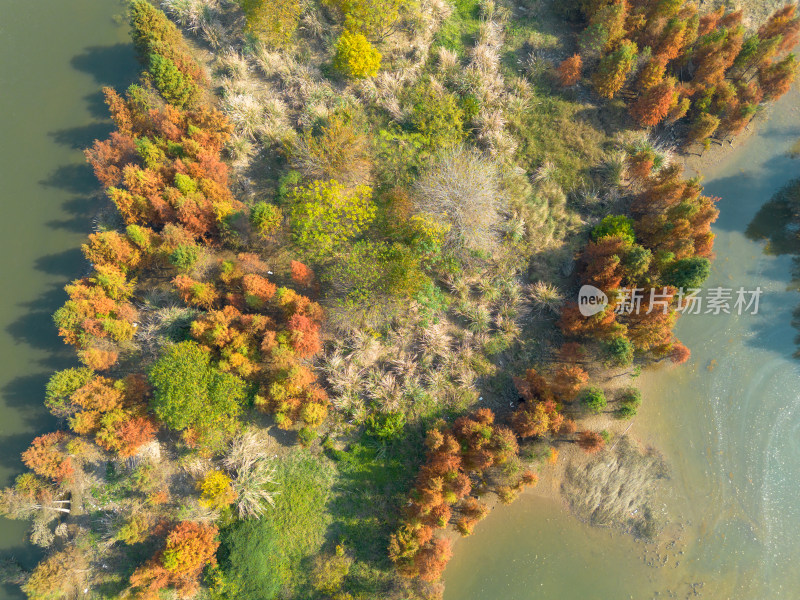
(70, 43, 138, 119)
(744, 178, 800, 357)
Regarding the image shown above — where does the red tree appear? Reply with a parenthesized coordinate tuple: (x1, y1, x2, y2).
(629, 77, 676, 127)
(557, 54, 583, 87)
(577, 430, 605, 454)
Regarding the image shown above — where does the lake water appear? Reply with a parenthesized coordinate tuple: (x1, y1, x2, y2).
(0, 1, 135, 597)
(445, 89, 800, 598)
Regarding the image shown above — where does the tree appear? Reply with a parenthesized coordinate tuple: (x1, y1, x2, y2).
(333, 30, 382, 79)
(616, 387, 642, 420)
(661, 257, 710, 289)
(511, 402, 550, 438)
(580, 386, 607, 413)
(130, 521, 219, 598)
(629, 76, 676, 127)
(686, 112, 720, 147)
(197, 470, 237, 510)
(551, 365, 589, 401)
(670, 341, 691, 364)
(148, 341, 245, 436)
(603, 335, 634, 366)
(759, 53, 798, 101)
(290, 260, 315, 288)
(287, 314, 322, 357)
(577, 430, 606, 453)
(593, 40, 637, 99)
(45, 367, 94, 416)
(413, 146, 504, 253)
(250, 202, 283, 238)
(289, 180, 376, 260)
(557, 54, 583, 86)
(591, 214, 635, 244)
(148, 53, 199, 108)
(22, 546, 89, 600)
(22, 433, 73, 483)
(238, 0, 301, 48)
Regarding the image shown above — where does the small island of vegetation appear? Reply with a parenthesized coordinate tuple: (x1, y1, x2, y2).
(2, 1, 798, 599)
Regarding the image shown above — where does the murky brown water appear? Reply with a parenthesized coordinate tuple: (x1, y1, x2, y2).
(445, 88, 800, 600)
(0, 2, 135, 597)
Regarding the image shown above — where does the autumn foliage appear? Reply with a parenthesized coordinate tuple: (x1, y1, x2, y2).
(557, 54, 583, 86)
(129, 521, 219, 599)
(574, 2, 799, 141)
(389, 409, 530, 582)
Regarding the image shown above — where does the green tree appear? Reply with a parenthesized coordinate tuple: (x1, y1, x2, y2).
(148, 53, 198, 108)
(603, 335, 634, 367)
(593, 40, 637, 98)
(661, 257, 711, 289)
(130, 0, 182, 62)
(170, 244, 199, 271)
(148, 341, 245, 434)
(591, 215, 635, 245)
(580, 386, 607, 413)
(616, 387, 642, 419)
(250, 202, 283, 238)
(289, 180, 376, 259)
(333, 30, 382, 79)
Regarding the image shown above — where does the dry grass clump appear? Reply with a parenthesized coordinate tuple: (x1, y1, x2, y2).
(161, 0, 217, 29)
(526, 281, 564, 315)
(562, 437, 669, 539)
(413, 146, 506, 253)
(223, 430, 279, 519)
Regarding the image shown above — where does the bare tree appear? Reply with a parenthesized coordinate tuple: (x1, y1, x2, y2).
(413, 146, 506, 254)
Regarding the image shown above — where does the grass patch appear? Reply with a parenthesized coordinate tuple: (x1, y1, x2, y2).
(325, 431, 427, 595)
(220, 450, 336, 597)
(433, 0, 481, 55)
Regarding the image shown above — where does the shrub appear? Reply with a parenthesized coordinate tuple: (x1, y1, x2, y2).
(238, 0, 302, 47)
(409, 83, 466, 150)
(323, 240, 426, 302)
(297, 427, 317, 447)
(580, 386, 607, 413)
(333, 30, 381, 79)
(289, 180, 376, 260)
(365, 411, 406, 440)
(218, 520, 286, 599)
(325, 0, 406, 38)
(290, 112, 371, 186)
(310, 549, 352, 595)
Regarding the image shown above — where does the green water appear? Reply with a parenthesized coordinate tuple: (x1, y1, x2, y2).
(445, 91, 800, 598)
(0, 1, 135, 596)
